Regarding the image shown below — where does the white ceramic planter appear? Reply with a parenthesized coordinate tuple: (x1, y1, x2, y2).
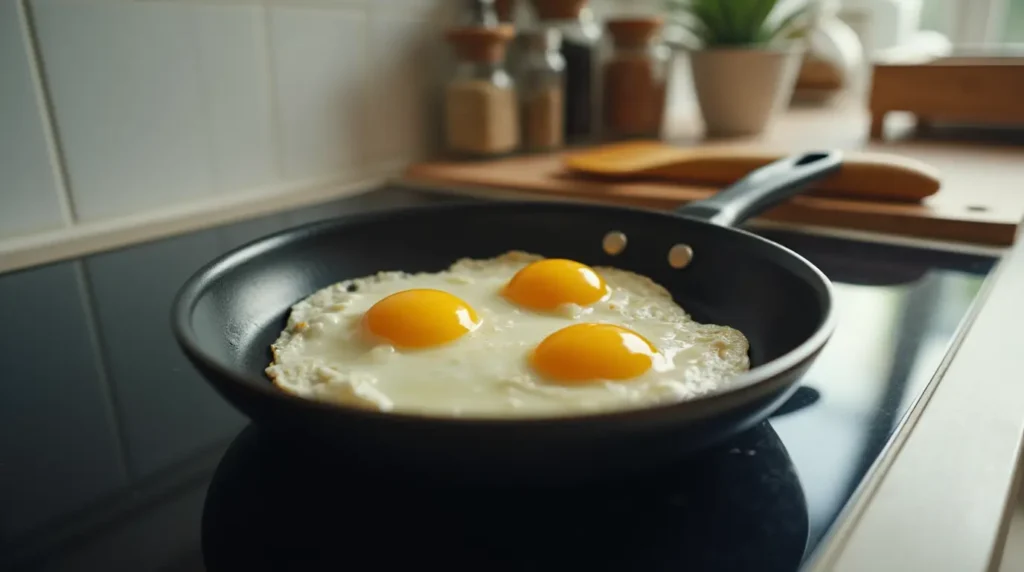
(689, 47, 803, 137)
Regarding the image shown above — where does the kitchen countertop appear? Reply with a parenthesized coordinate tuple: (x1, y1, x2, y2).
(401, 103, 1024, 571)
(3, 98, 1024, 570)
(809, 215, 1024, 571)
(0, 184, 1007, 572)
(0, 183, 1020, 571)
(403, 182, 1024, 572)
(673, 100, 1024, 572)
(404, 101, 1024, 247)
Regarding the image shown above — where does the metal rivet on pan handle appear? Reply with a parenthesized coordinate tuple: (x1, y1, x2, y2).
(668, 244, 693, 269)
(603, 231, 627, 256)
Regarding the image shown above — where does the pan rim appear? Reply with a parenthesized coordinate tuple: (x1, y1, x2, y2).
(172, 199, 836, 427)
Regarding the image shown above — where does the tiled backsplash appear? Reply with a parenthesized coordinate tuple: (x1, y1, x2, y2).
(1, 0, 655, 246)
(0, 0, 69, 239)
(1, 0, 463, 242)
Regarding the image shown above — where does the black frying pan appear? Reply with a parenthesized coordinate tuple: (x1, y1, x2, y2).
(173, 151, 841, 484)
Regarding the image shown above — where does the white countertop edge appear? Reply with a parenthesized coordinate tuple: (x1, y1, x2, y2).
(0, 174, 390, 274)
(811, 232, 1024, 572)
(401, 180, 1024, 572)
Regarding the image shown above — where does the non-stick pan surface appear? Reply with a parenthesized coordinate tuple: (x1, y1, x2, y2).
(173, 152, 840, 484)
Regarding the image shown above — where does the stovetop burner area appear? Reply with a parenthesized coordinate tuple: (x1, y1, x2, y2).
(0, 188, 995, 571)
(205, 423, 808, 572)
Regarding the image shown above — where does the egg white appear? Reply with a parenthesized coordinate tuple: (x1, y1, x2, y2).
(266, 251, 749, 418)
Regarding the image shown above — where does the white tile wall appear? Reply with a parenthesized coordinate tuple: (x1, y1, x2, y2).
(365, 7, 442, 163)
(194, 4, 279, 192)
(31, 0, 290, 223)
(0, 0, 66, 239)
(4, 0, 648, 244)
(32, 0, 215, 222)
(268, 5, 368, 180)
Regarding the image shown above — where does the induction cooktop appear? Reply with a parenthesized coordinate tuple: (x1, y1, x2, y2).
(0, 187, 996, 572)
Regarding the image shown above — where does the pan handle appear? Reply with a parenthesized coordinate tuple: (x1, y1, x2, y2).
(674, 151, 843, 227)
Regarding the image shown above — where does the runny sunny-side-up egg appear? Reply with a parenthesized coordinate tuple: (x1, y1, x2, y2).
(266, 252, 750, 418)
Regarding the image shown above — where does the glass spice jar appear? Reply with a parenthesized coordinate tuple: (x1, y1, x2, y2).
(462, 0, 499, 26)
(602, 17, 670, 139)
(444, 25, 520, 157)
(518, 28, 566, 152)
(529, 0, 602, 143)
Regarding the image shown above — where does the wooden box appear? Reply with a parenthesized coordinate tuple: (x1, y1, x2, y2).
(869, 56, 1024, 139)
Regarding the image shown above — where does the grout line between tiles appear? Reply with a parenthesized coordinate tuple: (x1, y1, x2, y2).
(72, 259, 135, 482)
(18, 0, 78, 225)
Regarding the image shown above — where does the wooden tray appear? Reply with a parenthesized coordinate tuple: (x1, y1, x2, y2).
(871, 56, 1024, 140)
(403, 153, 1022, 246)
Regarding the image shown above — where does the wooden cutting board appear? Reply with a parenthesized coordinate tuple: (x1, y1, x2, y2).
(402, 152, 1022, 246)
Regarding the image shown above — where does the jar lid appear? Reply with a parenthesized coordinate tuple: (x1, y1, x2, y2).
(529, 0, 589, 20)
(605, 17, 664, 47)
(521, 27, 562, 52)
(445, 25, 516, 63)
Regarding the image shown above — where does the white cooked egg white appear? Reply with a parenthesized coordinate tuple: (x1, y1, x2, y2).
(265, 251, 750, 418)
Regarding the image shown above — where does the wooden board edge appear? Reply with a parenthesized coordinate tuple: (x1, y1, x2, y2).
(399, 174, 1021, 247)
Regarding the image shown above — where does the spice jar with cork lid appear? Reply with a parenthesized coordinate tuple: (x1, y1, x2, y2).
(518, 28, 566, 152)
(444, 25, 520, 157)
(602, 17, 670, 139)
(528, 0, 602, 143)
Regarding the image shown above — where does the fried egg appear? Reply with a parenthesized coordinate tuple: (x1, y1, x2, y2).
(266, 252, 749, 418)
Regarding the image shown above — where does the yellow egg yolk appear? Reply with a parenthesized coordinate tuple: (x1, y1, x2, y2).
(502, 259, 609, 311)
(531, 323, 657, 384)
(363, 289, 479, 349)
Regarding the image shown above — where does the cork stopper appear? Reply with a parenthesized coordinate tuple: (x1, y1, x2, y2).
(606, 17, 664, 48)
(445, 25, 516, 63)
(530, 0, 589, 20)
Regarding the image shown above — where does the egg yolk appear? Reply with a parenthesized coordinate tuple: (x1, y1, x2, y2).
(502, 259, 609, 311)
(531, 323, 657, 384)
(363, 289, 479, 349)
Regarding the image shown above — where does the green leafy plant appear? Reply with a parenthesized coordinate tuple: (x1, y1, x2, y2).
(666, 0, 810, 48)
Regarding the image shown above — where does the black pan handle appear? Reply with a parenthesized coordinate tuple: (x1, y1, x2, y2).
(675, 151, 843, 227)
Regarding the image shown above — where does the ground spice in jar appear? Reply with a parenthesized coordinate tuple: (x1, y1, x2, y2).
(444, 25, 520, 157)
(524, 85, 564, 150)
(446, 80, 519, 155)
(518, 28, 565, 151)
(602, 18, 669, 139)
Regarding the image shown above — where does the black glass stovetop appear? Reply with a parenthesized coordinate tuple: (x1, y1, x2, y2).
(0, 188, 996, 572)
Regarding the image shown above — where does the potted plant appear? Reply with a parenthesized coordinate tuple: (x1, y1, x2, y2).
(666, 0, 810, 136)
